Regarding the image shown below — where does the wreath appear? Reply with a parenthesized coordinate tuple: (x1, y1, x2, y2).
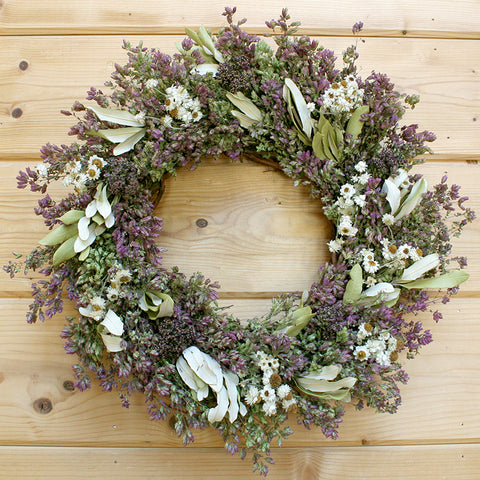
(5, 8, 475, 476)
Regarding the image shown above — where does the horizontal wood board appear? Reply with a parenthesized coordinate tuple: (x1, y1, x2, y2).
(0, 1, 479, 478)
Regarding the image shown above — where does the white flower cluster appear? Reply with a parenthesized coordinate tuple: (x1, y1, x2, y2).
(321, 75, 364, 115)
(243, 351, 296, 416)
(353, 323, 398, 367)
(63, 155, 106, 191)
(327, 161, 372, 253)
(162, 85, 203, 126)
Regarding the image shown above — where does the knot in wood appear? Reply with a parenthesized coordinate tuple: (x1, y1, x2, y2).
(12, 108, 23, 119)
(63, 380, 75, 391)
(33, 397, 53, 414)
(19, 60, 29, 71)
(196, 218, 208, 228)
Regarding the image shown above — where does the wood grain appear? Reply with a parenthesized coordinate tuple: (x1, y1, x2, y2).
(1, 160, 478, 295)
(0, 36, 479, 159)
(0, 445, 479, 479)
(0, 1, 479, 478)
(0, 298, 479, 447)
(1, 0, 479, 39)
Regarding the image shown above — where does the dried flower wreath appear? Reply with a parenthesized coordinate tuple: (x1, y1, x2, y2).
(5, 8, 475, 476)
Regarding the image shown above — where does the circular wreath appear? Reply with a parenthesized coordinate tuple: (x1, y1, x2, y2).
(6, 8, 475, 476)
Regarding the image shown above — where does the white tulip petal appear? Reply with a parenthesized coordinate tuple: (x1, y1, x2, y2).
(97, 186, 112, 219)
(224, 371, 240, 422)
(399, 253, 440, 283)
(85, 200, 98, 219)
(104, 212, 115, 228)
(77, 216, 91, 241)
(192, 64, 219, 76)
(362, 282, 395, 297)
(176, 356, 209, 400)
(391, 169, 408, 188)
(101, 333, 124, 352)
(207, 386, 229, 423)
(101, 309, 124, 336)
(382, 179, 401, 215)
(74, 230, 96, 253)
(79, 305, 94, 318)
(183, 346, 223, 392)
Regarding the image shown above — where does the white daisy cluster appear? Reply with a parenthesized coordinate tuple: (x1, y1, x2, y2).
(162, 85, 203, 126)
(63, 155, 106, 191)
(106, 265, 132, 301)
(243, 351, 296, 416)
(353, 323, 398, 367)
(380, 238, 422, 272)
(321, 75, 364, 115)
(35, 163, 49, 182)
(327, 161, 372, 254)
(145, 78, 159, 89)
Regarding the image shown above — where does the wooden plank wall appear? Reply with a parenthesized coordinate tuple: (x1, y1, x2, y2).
(0, 1, 479, 478)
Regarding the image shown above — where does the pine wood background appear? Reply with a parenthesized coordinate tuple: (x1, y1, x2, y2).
(1, 1, 479, 478)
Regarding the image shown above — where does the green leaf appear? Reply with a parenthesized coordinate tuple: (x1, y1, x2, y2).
(58, 210, 85, 225)
(400, 270, 469, 290)
(96, 126, 145, 144)
(285, 306, 314, 337)
(87, 105, 145, 127)
(113, 128, 147, 156)
(312, 131, 326, 159)
(284, 78, 313, 138)
(52, 236, 77, 265)
(395, 178, 428, 220)
(39, 224, 78, 246)
(226, 92, 262, 122)
(346, 105, 369, 139)
(343, 264, 363, 304)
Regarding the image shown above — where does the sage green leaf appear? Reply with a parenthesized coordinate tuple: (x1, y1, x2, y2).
(343, 264, 363, 304)
(312, 130, 326, 159)
(156, 293, 175, 317)
(284, 78, 313, 138)
(285, 306, 314, 336)
(346, 105, 369, 139)
(39, 224, 78, 246)
(295, 382, 352, 401)
(58, 210, 85, 225)
(327, 129, 339, 160)
(113, 128, 147, 156)
(231, 110, 256, 128)
(400, 270, 469, 290)
(397, 253, 440, 282)
(334, 127, 344, 147)
(87, 105, 145, 127)
(96, 126, 145, 144)
(383, 179, 401, 215)
(185, 27, 201, 45)
(395, 178, 428, 220)
(78, 246, 90, 261)
(52, 236, 77, 265)
(198, 26, 220, 60)
(226, 92, 262, 122)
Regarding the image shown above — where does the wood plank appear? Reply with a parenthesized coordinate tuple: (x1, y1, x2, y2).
(0, 444, 479, 479)
(1, 0, 479, 39)
(1, 160, 478, 294)
(0, 36, 479, 159)
(0, 298, 479, 447)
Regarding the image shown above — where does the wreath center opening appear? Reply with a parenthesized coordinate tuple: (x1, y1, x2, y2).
(154, 157, 333, 312)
